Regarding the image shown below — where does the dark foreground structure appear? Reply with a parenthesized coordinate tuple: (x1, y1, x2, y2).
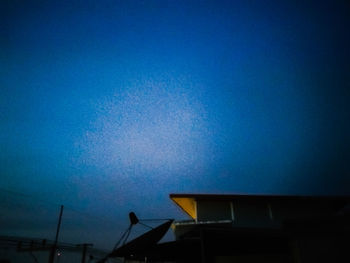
(0, 236, 109, 263)
(121, 193, 349, 263)
(2, 194, 349, 263)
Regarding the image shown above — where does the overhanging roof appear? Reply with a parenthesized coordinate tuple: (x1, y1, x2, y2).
(170, 193, 350, 201)
(170, 195, 197, 219)
(169, 193, 350, 219)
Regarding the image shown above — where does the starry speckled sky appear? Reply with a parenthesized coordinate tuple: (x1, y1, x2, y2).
(1, 0, 349, 249)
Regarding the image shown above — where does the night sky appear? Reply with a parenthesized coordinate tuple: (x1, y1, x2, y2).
(1, 0, 349, 249)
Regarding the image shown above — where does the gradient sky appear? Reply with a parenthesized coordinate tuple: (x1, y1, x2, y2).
(1, 0, 349, 249)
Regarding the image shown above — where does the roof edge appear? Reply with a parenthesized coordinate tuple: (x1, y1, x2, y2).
(169, 193, 350, 201)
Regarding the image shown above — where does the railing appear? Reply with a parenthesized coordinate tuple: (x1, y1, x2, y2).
(173, 219, 233, 226)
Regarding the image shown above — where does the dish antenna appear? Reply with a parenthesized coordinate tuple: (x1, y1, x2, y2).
(97, 212, 173, 263)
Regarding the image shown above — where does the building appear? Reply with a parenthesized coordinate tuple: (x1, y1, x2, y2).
(115, 193, 349, 263)
(168, 193, 349, 263)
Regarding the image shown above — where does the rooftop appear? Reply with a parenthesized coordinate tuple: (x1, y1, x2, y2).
(169, 193, 350, 219)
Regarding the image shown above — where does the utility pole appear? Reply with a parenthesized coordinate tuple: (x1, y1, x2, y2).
(48, 205, 64, 263)
(77, 243, 93, 263)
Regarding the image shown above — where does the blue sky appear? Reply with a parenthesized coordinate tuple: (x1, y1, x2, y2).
(1, 0, 349, 248)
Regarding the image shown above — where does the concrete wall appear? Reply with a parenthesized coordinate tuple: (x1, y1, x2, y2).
(233, 201, 272, 227)
(195, 198, 341, 228)
(196, 201, 232, 222)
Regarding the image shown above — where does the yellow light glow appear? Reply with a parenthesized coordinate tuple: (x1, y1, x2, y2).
(171, 197, 196, 219)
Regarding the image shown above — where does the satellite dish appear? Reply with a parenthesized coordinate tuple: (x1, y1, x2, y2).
(109, 219, 173, 258)
(97, 212, 173, 263)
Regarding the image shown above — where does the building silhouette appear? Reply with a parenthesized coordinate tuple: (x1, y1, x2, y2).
(121, 193, 350, 263)
(2, 193, 349, 263)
